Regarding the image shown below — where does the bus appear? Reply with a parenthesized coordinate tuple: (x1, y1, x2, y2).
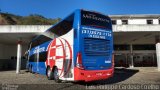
(27, 9, 114, 82)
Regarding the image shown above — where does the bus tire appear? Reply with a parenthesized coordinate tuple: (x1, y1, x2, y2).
(47, 67, 54, 80)
(53, 67, 61, 83)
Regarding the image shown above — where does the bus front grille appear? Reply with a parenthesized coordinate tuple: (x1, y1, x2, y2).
(84, 38, 111, 56)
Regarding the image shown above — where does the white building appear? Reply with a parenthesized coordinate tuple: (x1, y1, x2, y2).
(110, 15, 160, 69)
(0, 14, 160, 72)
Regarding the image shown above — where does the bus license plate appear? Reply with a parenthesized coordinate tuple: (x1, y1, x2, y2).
(96, 72, 102, 76)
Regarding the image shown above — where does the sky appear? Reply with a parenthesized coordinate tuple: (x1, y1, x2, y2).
(0, 0, 160, 19)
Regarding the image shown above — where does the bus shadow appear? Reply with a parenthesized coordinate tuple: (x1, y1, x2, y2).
(74, 68, 139, 85)
(0, 69, 26, 72)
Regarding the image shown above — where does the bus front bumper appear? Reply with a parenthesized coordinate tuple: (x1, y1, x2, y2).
(74, 67, 114, 82)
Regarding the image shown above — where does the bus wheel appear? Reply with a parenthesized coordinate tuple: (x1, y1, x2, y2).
(47, 67, 54, 80)
(53, 67, 61, 83)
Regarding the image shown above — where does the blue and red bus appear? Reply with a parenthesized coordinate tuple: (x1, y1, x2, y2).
(27, 9, 114, 82)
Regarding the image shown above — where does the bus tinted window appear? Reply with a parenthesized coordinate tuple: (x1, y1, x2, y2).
(50, 14, 74, 36)
(30, 14, 74, 49)
(38, 35, 51, 45)
(81, 10, 111, 29)
(31, 35, 51, 48)
(31, 40, 39, 48)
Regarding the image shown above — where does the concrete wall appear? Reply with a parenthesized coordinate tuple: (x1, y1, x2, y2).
(114, 19, 159, 25)
(0, 44, 28, 70)
(153, 19, 159, 24)
(0, 25, 51, 33)
(0, 44, 5, 59)
(128, 19, 147, 24)
(117, 20, 122, 25)
(113, 25, 160, 32)
(0, 44, 28, 59)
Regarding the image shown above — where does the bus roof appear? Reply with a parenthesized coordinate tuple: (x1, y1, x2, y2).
(31, 9, 110, 42)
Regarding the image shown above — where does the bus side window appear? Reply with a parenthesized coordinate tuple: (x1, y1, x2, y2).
(38, 35, 51, 45)
(31, 40, 39, 48)
(50, 14, 74, 36)
(29, 55, 34, 62)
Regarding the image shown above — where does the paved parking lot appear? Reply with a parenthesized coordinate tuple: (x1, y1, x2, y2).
(0, 68, 160, 90)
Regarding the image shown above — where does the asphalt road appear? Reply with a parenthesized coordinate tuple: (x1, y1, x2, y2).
(0, 68, 160, 90)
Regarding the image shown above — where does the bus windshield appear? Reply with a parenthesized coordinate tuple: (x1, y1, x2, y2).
(81, 10, 112, 30)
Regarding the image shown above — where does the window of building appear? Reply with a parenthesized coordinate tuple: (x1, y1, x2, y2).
(122, 20, 128, 25)
(111, 20, 117, 25)
(11, 56, 14, 60)
(159, 19, 160, 24)
(147, 20, 153, 24)
(133, 44, 156, 50)
(114, 45, 130, 50)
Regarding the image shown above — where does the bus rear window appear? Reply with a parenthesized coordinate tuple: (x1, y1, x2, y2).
(81, 10, 112, 30)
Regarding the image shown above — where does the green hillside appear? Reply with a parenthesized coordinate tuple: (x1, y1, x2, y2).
(0, 12, 61, 25)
